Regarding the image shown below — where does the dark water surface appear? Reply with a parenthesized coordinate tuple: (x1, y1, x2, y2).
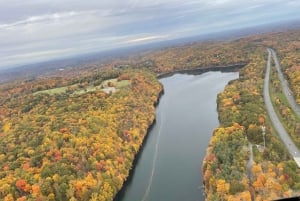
(116, 72, 239, 201)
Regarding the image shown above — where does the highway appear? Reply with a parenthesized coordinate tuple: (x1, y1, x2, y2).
(264, 49, 300, 166)
(269, 49, 300, 116)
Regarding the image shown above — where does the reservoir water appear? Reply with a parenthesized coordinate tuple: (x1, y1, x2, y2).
(115, 71, 239, 201)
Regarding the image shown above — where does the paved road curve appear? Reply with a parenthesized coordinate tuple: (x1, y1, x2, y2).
(269, 49, 300, 116)
(264, 49, 300, 166)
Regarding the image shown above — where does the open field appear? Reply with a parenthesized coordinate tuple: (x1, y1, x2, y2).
(34, 78, 131, 95)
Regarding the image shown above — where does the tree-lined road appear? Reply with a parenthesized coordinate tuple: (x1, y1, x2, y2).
(269, 49, 300, 116)
(264, 49, 300, 166)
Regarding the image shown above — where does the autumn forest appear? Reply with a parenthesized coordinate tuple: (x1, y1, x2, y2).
(0, 28, 300, 201)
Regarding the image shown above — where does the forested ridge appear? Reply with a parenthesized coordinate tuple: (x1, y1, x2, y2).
(0, 69, 162, 200)
(0, 28, 300, 201)
(203, 30, 300, 200)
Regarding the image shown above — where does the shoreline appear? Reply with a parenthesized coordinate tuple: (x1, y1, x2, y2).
(113, 88, 164, 201)
(114, 63, 246, 200)
(156, 63, 246, 79)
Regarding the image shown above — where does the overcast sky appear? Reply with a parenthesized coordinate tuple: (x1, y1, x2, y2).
(0, 0, 299, 70)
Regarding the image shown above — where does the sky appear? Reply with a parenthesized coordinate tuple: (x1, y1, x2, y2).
(0, 0, 300, 70)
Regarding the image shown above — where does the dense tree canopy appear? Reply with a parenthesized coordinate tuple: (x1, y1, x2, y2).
(203, 29, 300, 200)
(0, 69, 162, 200)
(0, 28, 300, 201)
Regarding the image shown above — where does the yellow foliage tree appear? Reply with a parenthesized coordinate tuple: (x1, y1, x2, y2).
(216, 179, 230, 198)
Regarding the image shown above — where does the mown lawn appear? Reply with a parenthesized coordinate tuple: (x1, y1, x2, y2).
(34, 79, 130, 95)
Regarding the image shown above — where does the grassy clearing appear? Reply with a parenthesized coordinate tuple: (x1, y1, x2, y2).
(34, 85, 71, 95)
(116, 80, 130, 88)
(102, 79, 130, 88)
(73, 85, 101, 95)
(34, 79, 130, 96)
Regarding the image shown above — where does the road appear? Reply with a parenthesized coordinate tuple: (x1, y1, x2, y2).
(247, 143, 254, 179)
(269, 49, 300, 116)
(264, 49, 300, 166)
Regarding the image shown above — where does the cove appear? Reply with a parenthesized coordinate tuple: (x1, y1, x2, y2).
(115, 71, 239, 201)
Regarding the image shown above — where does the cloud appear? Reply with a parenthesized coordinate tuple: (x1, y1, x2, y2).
(0, 0, 300, 70)
(126, 35, 170, 43)
(0, 11, 80, 29)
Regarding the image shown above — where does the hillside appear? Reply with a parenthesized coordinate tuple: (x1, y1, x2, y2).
(0, 28, 299, 200)
(0, 69, 162, 200)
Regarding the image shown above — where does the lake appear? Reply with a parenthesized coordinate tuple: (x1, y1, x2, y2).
(115, 71, 239, 201)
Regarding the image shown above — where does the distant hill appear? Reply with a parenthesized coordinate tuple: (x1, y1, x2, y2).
(1, 19, 299, 83)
